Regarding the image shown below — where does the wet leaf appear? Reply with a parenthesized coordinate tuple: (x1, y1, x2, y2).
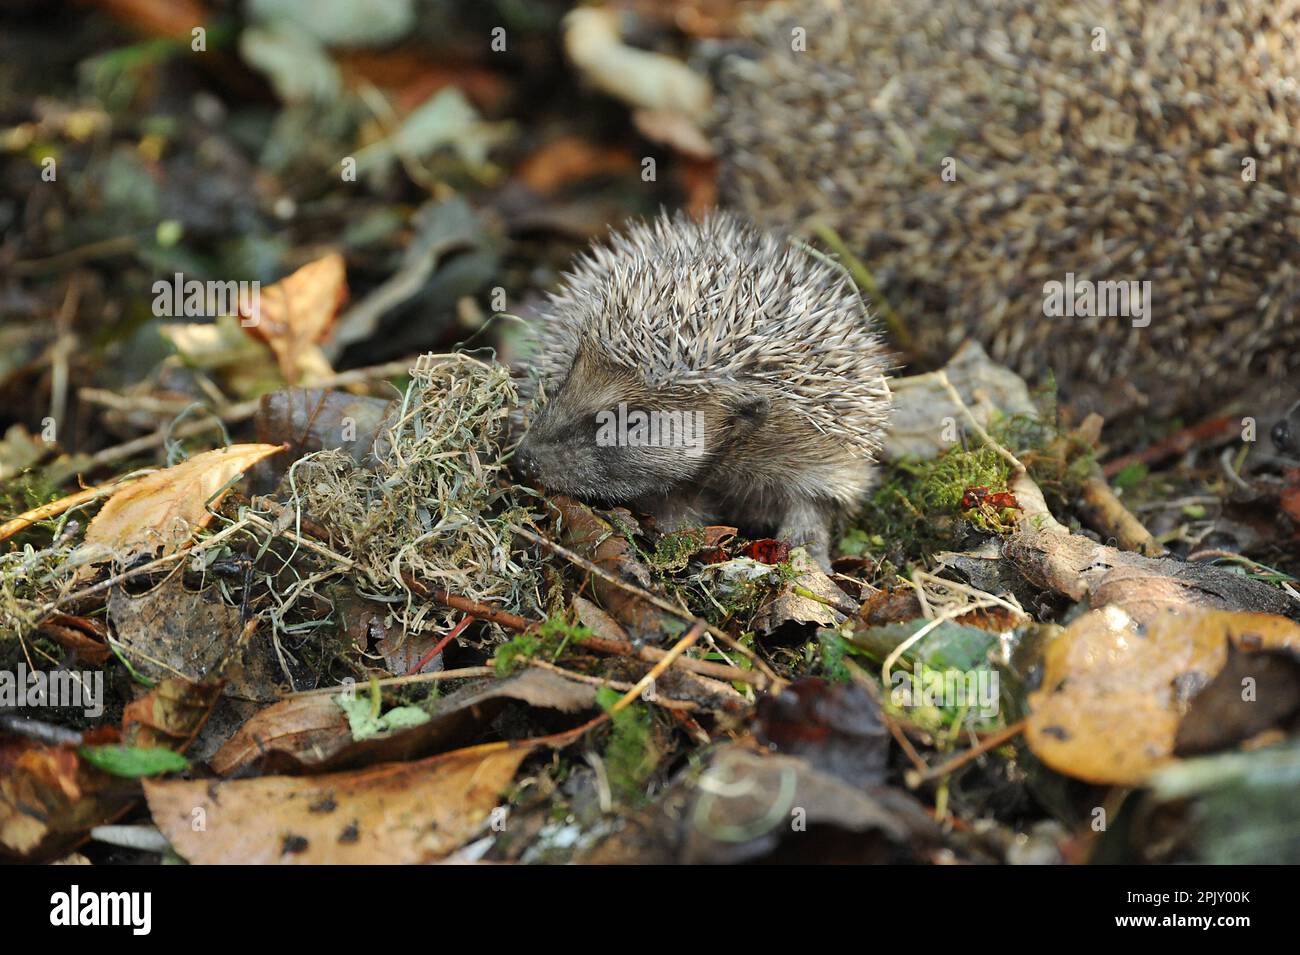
(1025, 606, 1300, 785)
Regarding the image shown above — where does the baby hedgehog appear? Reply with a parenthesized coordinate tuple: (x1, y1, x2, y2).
(515, 213, 891, 567)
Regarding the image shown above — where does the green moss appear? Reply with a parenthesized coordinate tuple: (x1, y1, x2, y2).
(648, 527, 707, 573)
(596, 686, 659, 805)
(494, 614, 592, 675)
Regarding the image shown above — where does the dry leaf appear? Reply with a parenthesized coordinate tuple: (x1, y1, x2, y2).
(1026, 605, 1300, 785)
(83, 444, 282, 555)
(209, 694, 351, 777)
(0, 735, 134, 860)
(241, 253, 348, 384)
(145, 744, 532, 863)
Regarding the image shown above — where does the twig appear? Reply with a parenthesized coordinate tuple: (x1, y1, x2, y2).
(609, 620, 704, 713)
(1101, 414, 1236, 478)
(1078, 473, 1163, 557)
(933, 370, 1026, 475)
(84, 356, 422, 469)
(509, 522, 783, 689)
(905, 719, 1026, 787)
(409, 614, 472, 674)
(286, 666, 496, 697)
(578, 635, 764, 687)
(526, 658, 701, 712)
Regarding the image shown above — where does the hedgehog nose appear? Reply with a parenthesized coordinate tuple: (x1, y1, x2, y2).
(515, 443, 538, 478)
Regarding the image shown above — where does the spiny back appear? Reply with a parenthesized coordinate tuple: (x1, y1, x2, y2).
(714, 0, 1300, 413)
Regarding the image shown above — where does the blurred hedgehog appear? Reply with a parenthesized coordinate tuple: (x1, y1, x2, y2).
(712, 0, 1300, 416)
(515, 212, 891, 566)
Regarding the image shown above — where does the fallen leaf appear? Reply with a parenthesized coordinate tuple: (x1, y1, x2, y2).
(84, 444, 282, 555)
(145, 744, 531, 863)
(1026, 605, 1300, 785)
(515, 135, 634, 195)
(122, 678, 225, 751)
(107, 577, 283, 702)
(0, 734, 134, 860)
(241, 253, 347, 383)
(208, 694, 351, 777)
(211, 669, 596, 776)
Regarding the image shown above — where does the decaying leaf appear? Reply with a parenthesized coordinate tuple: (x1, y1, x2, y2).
(107, 576, 284, 702)
(122, 678, 225, 752)
(583, 743, 940, 864)
(1026, 605, 1300, 785)
(210, 668, 596, 777)
(84, 443, 283, 555)
(0, 734, 135, 861)
(145, 744, 532, 863)
(240, 253, 348, 383)
(208, 694, 352, 777)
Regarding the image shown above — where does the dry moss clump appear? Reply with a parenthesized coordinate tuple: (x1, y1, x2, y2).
(293, 353, 545, 637)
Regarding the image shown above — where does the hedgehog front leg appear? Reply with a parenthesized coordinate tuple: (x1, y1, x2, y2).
(777, 498, 834, 570)
(640, 490, 712, 534)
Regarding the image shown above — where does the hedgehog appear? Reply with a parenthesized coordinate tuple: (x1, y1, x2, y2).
(514, 212, 891, 567)
(711, 0, 1300, 418)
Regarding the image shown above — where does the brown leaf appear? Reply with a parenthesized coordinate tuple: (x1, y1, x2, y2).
(209, 694, 351, 777)
(515, 135, 634, 195)
(107, 577, 282, 702)
(1026, 606, 1300, 785)
(241, 253, 348, 384)
(0, 735, 134, 861)
(214, 669, 596, 777)
(145, 744, 532, 863)
(122, 679, 225, 752)
(84, 444, 282, 554)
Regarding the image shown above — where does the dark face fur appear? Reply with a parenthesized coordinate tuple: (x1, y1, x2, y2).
(515, 349, 766, 505)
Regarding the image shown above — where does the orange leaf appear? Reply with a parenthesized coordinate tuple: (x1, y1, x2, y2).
(145, 744, 532, 863)
(1026, 606, 1300, 785)
(241, 253, 348, 384)
(84, 444, 283, 554)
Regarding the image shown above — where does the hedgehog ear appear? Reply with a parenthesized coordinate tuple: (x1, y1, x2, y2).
(725, 393, 770, 434)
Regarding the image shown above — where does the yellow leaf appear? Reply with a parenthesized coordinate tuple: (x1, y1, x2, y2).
(1026, 605, 1300, 785)
(84, 444, 283, 554)
(241, 253, 347, 384)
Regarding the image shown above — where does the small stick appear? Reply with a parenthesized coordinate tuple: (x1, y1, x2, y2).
(409, 614, 473, 674)
(286, 666, 496, 697)
(526, 658, 701, 712)
(579, 635, 764, 687)
(905, 719, 1026, 787)
(0, 474, 153, 544)
(609, 620, 705, 714)
(934, 370, 1026, 475)
(509, 522, 782, 689)
(84, 356, 423, 469)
